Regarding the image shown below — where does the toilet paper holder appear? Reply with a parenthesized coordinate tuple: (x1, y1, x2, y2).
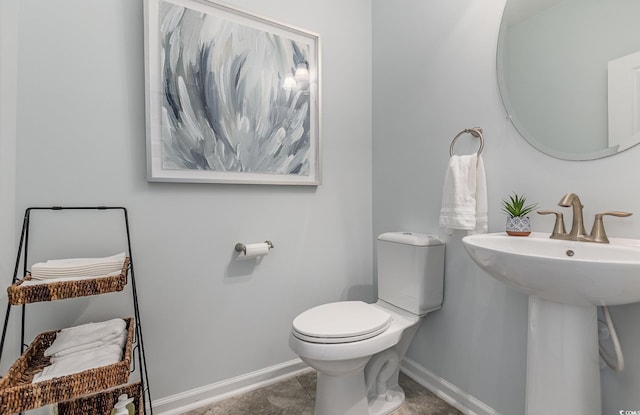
(234, 241, 274, 254)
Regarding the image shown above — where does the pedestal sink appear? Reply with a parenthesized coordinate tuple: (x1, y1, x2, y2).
(462, 232, 640, 415)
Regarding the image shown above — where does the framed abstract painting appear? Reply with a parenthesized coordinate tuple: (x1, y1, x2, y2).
(144, 0, 321, 185)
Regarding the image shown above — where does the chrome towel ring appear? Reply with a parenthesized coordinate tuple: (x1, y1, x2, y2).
(449, 127, 484, 157)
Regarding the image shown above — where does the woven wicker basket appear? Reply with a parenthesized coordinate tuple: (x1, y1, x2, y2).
(7, 257, 130, 305)
(56, 382, 143, 415)
(0, 317, 134, 413)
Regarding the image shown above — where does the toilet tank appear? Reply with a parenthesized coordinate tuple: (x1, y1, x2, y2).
(377, 232, 445, 316)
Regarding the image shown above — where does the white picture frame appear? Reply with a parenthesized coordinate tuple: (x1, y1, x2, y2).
(144, 0, 321, 185)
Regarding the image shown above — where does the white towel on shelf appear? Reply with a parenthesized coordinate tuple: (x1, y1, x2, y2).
(439, 154, 488, 235)
(48, 328, 128, 359)
(20, 270, 123, 287)
(49, 342, 124, 364)
(30, 252, 126, 280)
(34, 252, 126, 268)
(32, 344, 123, 383)
(44, 318, 127, 357)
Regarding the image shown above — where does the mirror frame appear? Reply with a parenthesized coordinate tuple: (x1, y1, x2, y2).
(496, 0, 640, 161)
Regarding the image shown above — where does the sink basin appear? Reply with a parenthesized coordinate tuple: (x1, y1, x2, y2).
(462, 232, 640, 306)
(462, 232, 640, 415)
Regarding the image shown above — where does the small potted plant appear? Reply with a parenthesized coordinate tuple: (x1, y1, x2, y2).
(502, 193, 538, 236)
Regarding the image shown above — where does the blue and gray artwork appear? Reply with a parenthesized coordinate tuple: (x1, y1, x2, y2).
(159, 2, 312, 175)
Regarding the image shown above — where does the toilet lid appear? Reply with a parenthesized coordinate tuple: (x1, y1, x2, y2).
(292, 301, 392, 344)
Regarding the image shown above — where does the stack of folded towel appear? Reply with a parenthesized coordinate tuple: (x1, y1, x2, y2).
(32, 318, 127, 383)
(25, 252, 126, 284)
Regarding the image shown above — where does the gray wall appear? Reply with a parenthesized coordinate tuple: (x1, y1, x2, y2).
(5, 0, 640, 413)
(0, 0, 18, 376)
(5, 0, 373, 401)
(373, 0, 640, 413)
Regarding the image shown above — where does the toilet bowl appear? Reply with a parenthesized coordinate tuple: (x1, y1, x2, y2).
(289, 300, 421, 415)
(289, 232, 446, 415)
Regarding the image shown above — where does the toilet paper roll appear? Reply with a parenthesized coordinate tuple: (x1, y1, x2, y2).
(243, 243, 270, 258)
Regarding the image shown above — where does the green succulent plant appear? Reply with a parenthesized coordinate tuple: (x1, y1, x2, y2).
(501, 193, 538, 218)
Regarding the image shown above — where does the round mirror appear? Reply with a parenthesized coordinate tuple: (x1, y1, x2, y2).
(497, 0, 640, 160)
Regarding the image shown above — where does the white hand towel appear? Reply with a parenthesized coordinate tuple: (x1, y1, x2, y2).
(44, 318, 126, 357)
(439, 154, 488, 235)
(470, 156, 488, 234)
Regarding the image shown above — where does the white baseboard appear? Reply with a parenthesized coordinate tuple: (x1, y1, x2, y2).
(401, 357, 500, 415)
(153, 358, 311, 415)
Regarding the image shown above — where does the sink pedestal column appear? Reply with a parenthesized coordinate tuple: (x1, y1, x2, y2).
(526, 296, 600, 415)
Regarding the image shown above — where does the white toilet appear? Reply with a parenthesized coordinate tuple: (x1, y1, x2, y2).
(289, 232, 445, 415)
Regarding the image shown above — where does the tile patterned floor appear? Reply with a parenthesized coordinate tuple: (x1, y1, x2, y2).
(184, 371, 463, 415)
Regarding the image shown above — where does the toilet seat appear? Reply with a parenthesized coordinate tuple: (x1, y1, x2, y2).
(292, 301, 392, 344)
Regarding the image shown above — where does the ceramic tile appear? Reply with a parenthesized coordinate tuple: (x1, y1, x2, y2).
(295, 371, 317, 396)
(183, 370, 461, 415)
(390, 373, 463, 415)
(262, 377, 313, 409)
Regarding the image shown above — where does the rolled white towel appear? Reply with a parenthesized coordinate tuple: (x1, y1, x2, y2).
(33, 344, 123, 383)
(45, 318, 126, 357)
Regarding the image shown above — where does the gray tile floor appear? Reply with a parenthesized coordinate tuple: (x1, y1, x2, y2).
(184, 371, 462, 415)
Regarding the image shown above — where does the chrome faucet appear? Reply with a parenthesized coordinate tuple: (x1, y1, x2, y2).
(538, 193, 632, 243)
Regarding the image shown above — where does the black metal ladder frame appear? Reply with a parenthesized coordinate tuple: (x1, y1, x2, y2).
(0, 206, 153, 415)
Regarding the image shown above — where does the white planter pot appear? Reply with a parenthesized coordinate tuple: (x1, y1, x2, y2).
(506, 216, 531, 236)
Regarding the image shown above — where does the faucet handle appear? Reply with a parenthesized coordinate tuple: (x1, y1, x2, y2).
(597, 211, 633, 217)
(588, 211, 633, 244)
(537, 210, 567, 238)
